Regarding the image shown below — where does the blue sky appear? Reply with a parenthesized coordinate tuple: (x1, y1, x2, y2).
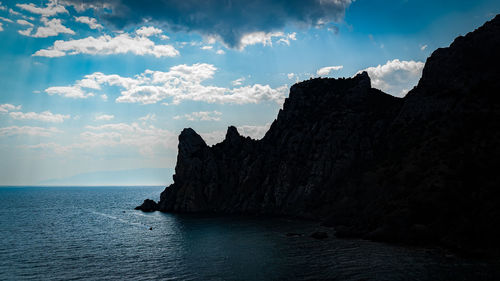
(0, 0, 498, 185)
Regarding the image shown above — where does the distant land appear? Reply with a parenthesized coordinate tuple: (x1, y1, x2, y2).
(38, 168, 174, 186)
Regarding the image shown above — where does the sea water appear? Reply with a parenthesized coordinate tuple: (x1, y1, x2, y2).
(1, 186, 499, 280)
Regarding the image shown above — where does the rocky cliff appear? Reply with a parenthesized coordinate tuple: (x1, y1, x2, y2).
(137, 15, 500, 255)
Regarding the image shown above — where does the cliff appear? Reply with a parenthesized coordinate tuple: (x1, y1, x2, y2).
(137, 15, 500, 255)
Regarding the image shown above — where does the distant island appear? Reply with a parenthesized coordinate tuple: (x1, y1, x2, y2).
(137, 15, 500, 256)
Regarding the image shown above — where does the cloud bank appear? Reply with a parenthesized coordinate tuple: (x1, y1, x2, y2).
(359, 59, 425, 97)
(316, 65, 343, 76)
(44, 63, 288, 105)
(173, 111, 222, 122)
(199, 123, 271, 145)
(16, 0, 68, 17)
(9, 110, 70, 123)
(74, 16, 102, 29)
(95, 114, 114, 121)
(0, 104, 21, 113)
(33, 31, 179, 58)
(62, 0, 353, 48)
(0, 126, 62, 137)
(23, 17, 75, 38)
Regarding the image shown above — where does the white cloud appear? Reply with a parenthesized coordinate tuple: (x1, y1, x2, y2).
(31, 48, 64, 57)
(25, 122, 178, 157)
(240, 31, 281, 49)
(0, 16, 13, 23)
(9, 8, 21, 16)
(287, 72, 301, 83)
(82, 72, 141, 89)
(199, 123, 271, 145)
(84, 123, 135, 132)
(201, 45, 213, 50)
(74, 16, 102, 29)
(139, 113, 156, 122)
(239, 31, 296, 50)
(16, 19, 33, 26)
(420, 44, 428, 51)
(77, 77, 101, 89)
(173, 111, 222, 121)
(0, 2, 6, 11)
(20, 17, 75, 38)
(232, 77, 245, 86)
(277, 32, 297, 46)
(44, 86, 95, 99)
(33, 33, 179, 58)
(0, 104, 22, 113)
(216, 49, 225, 55)
(136, 26, 163, 37)
(22, 142, 70, 154)
(48, 63, 288, 105)
(0, 126, 62, 137)
(316, 65, 343, 76)
(237, 123, 271, 140)
(16, 0, 68, 17)
(100, 94, 108, 101)
(18, 27, 32, 36)
(205, 36, 217, 44)
(198, 130, 225, 146)
(358, 59, 425, 97)
(9, 110, 70, 123)
(0, 22, 3, 31)
(95, 114, 114, 121)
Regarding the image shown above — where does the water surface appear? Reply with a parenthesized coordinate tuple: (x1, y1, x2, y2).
(1, 186, 498, 280)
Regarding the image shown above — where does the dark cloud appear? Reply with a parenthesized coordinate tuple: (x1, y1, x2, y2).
(64, 0, 352, 48)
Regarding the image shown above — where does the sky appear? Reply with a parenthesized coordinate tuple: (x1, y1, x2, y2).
(0, 0, 498, 186)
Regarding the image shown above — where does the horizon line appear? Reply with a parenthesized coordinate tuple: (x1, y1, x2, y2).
(0, 185, 168, 188)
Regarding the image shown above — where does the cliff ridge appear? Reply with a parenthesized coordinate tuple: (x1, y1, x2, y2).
(137, 15, 500, 255)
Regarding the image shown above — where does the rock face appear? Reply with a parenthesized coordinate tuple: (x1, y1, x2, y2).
(137, 15, 500, 255)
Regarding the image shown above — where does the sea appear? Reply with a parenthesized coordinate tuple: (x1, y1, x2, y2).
(1, 186, 499, 281)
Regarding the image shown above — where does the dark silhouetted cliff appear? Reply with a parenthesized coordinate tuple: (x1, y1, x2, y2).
(137, 15, 500, 255)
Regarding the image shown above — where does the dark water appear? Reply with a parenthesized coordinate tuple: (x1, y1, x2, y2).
(0, 186, 499, 281)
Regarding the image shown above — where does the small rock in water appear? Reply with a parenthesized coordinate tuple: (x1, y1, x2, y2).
(149, 227, 153, 231)
(310, 231, 328, 239)
(135, 199, 158, 212)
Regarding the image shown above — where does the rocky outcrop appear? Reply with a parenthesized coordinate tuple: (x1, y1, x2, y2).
(134, 199, 158, 212)
(137, 15, 500, 255)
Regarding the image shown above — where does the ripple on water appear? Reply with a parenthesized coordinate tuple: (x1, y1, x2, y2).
(0, 186, 499, 281)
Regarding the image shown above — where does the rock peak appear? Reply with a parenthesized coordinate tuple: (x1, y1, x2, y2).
(178, 128, 206, 156)
(412, 13, 500, 97)
(180, 127, 197, 136)
(142, 14, 500, 257)
(225, 126, 240, 140)
(352, 71, 371, 90)
(354, 71, 369, 80)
